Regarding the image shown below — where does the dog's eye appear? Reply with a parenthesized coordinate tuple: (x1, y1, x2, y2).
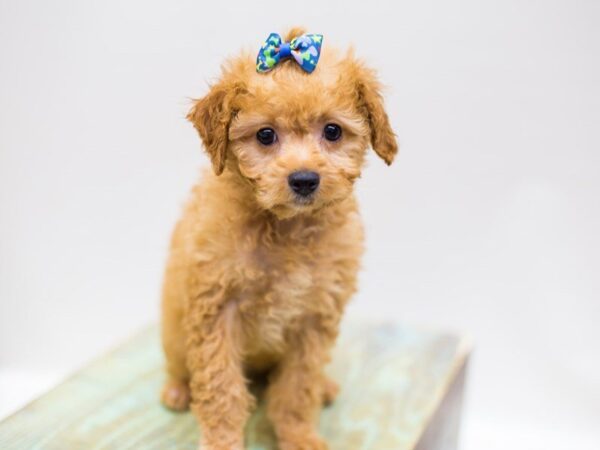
(256, 128, 277, 146)
(323, 123, 342, 142)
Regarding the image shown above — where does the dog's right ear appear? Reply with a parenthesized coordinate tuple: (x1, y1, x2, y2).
(187, 80, 243, 175)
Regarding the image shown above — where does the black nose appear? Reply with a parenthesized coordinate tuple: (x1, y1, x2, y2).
(288, 171, 320, 197)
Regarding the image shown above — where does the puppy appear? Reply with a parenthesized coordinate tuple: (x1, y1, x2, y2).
(160, 27, 398, 450)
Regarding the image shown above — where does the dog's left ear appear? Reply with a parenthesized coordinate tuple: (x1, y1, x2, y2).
(353, 64, 398, 165)
(187, 80, 244, 175)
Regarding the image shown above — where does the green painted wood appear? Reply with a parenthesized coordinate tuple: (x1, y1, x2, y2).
(0, 321, 470, 450)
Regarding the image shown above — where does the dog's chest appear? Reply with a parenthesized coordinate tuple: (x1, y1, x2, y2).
(208, 211, 362, 365)
(237, 240, 317, 314)
(231, 231, 322, 359)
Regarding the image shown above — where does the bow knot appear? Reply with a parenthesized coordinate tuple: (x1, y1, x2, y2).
(256, 33, 323, 74)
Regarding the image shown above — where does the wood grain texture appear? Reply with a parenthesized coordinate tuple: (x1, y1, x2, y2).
(0, 321, 470, 450)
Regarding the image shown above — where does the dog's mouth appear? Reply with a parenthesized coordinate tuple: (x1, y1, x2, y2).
(292, 195, 316, 206)
(267, 195, 319, 219)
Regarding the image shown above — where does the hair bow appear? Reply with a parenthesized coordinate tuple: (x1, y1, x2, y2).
(256, 32, 323, 74)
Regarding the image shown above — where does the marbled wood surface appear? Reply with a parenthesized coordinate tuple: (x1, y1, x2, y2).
(0, 321, 470, 450)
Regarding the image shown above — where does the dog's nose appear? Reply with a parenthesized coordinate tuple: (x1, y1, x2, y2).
(288, 171, 320, 197)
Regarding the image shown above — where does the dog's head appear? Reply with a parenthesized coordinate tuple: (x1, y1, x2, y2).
(188, 28, 398, 219)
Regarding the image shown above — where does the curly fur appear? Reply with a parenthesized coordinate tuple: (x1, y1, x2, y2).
(160, 27, 398, 450)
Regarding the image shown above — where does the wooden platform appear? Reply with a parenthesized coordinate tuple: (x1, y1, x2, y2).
(0, 321, 470, 450)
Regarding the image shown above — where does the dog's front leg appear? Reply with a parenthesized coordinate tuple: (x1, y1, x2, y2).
(266, 320, 332, 450)
(185, 301, 253, 450)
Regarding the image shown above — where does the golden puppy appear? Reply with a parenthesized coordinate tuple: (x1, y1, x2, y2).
(160, 27, 398, 450)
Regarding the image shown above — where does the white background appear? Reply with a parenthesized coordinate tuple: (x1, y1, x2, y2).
(1, 0, 599, 448)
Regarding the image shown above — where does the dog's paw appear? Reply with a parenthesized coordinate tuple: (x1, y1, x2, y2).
(279, 433, 328, 450)
(322, 377, 339, 406)
(160, 379, 191, 412)
(198, 445, 243, 450)
(198, 440, 243, 450)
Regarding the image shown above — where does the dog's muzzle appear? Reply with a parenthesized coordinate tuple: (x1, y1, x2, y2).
(288, 171, 320, 197)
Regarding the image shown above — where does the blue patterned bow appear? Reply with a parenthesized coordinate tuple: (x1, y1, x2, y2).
(256, 33, 323, 74)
